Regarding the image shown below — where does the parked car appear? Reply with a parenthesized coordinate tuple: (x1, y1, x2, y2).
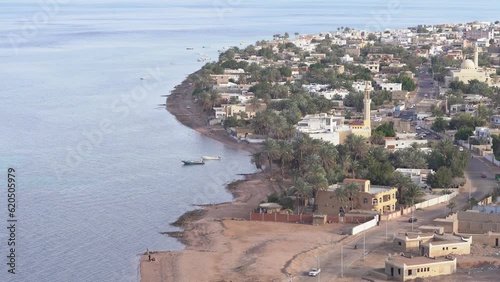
(408, 217, 418, 223)
(481, 173, 487, 178)
(459, 147, 464, 151)
(309, 268, 321, 277)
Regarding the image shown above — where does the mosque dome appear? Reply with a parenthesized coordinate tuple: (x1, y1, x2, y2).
(460, 59, 476, 70)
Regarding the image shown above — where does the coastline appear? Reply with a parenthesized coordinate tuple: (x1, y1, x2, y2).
(140, 76, 276, 281)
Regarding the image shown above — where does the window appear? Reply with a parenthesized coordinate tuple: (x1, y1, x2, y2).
(398, 269, 401, 275)
(452, 247, 457, 249)
(427, 267, 430, 271)
(363, 198, 368, 204)
(398, 242, 402, 246)
(408, 269, 412, 275)
(446, 247, 449, 250)
(442, 247, 445, 250)
(417, 269, 420, 273)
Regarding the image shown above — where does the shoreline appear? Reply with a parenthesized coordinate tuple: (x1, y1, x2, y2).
(139, 75, 276, 281)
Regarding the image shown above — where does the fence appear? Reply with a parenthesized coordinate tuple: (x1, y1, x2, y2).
(248, 212, 373, 225)
(484, 154, 500, 167)
(351, 215, 379, 235)
(415, 191, 458, 209)
(379, 192, 458, 221)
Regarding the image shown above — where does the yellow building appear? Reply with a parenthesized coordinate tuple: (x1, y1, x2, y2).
(385, 255, 457, 281)
(316, 179, 397, 215)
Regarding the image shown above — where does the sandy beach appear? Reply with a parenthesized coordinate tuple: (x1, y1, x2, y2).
(140, 76, 359, 282)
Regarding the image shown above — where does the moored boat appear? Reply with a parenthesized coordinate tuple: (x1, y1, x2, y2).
(181, 160, 205, 165)
(201, 156, 221, 160)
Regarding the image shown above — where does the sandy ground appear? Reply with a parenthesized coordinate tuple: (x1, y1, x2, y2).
(142, 77, 357, 281)
(355, 243, 500, 282)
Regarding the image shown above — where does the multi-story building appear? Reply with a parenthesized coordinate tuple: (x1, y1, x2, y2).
(316, 179, 398, 215)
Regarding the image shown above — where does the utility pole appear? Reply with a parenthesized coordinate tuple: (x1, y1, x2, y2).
(317, 255, 320, 282)
(411, 200, 414, 232)
(385, 218, 388, 241)
(363, 224, 366, 260)
(341, 243, 344, 278)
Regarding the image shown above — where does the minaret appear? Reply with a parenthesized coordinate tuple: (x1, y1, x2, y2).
(363, 81, 371, 129)
(474, 43, 479, 69)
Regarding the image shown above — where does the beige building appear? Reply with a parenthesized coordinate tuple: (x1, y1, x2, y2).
(445, 44, 492, 86)
(385, 255, 457, 281)
(216, 103, 267, 120)
(316, 179, 397, 215)
(393, 232, 471, 257)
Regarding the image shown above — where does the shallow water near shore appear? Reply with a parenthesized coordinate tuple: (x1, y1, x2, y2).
(1, 0, 499, 281)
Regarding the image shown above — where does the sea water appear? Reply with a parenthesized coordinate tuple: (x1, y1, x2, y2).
(0, 0, 497, 281)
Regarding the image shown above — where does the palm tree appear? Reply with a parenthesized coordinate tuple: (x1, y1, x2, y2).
(348, 159, 360, 179)
(392, 171, 414, 205)
(402, 184, 426, 207)
(318, 143, 338, 171)
(334, 186, 349, 213)
(344, 134, 368, 162)
(292, 178, 312, 214)
(261, 139, 279, 178)
(251, 151, 265, 171)
(344, 182, 362, 210)
(306, 164, 329, 206)
(277, 140, 294, 177)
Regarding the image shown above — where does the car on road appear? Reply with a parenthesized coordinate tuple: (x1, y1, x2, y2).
(459, 147, 464, 151)
(416, 126, 421, 130)
(408, 217, 418, 223)
(481, 173, 487, 178)
(309, 268, 321, 276)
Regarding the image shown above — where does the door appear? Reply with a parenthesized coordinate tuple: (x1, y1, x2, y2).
(496, 238, 498, 247)
(391, 267, 394, 277)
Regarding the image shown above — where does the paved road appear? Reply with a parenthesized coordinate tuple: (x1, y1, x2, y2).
(294, 152, 500, 282)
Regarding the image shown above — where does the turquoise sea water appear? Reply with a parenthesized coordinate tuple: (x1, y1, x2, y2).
(0, 1, 498, 281)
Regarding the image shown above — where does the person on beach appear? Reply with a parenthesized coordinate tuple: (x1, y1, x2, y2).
(147, 248, 151, 261)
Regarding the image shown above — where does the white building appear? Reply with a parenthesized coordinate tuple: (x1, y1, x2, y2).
(341, 54, 354, 63)
(380, 83, 403, 92)
(314, 88, 350, 100)
(296, 114, 349, 145)
(352, 81, 373, 93)
(395, 168, 434, 187)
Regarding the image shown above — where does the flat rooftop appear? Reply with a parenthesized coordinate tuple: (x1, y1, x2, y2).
(370, 186, 394, 194)
(387, 255, 455, 266)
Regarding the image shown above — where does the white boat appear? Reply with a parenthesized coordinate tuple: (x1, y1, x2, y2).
(201, 156, 221, 160)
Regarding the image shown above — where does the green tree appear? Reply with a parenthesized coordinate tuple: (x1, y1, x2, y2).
(427, 167, 453, 188)
(373, 122, 396, 137)
(261, 139, 280, 178)
(431, 116, 448, 133)
(291, 178, 312, 214)
(344, 182, 362, 210)
(402, 184, 426, 206)
(392, 171, 414, 204)
(454, 127, 474, 141)
(392, 76, 416, 91)
(446, 200, 457, 214)
(492, 134, 500, 160)
(277, 140, 294, 177)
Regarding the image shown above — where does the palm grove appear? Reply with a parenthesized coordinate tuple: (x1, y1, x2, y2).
(188, 36, 470, 213)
